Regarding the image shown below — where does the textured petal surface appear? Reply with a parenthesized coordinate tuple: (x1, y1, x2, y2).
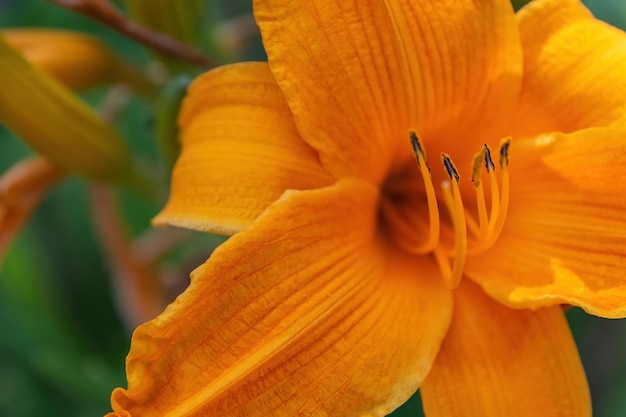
(154, 63, 333, 234)
(512, 0, 626, 136)
(421, 281, 590, 417)
(466, 128, 626, 318)
(110, 178, 452, 417)
(255, 0, 522, 184)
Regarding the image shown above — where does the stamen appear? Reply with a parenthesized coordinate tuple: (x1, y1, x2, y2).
(439, 154, 467, 289)
(398, 134, 511, 290)
(408, 130, 440, 253)
(470, 149, 489, 239)
(484, 144, 500, 229)
(469, 138, 511, 255)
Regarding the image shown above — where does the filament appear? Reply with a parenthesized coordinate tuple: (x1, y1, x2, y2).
(485, 144, 501, 230)
(468, 138, 511, 255)
(408, 131, 440, 253)
(439, 154, 467, 290)
(470, 149, 489, 239)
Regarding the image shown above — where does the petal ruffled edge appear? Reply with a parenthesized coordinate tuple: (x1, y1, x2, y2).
(511, 0, 626, 136)
(153, 62, 333, 234)
(111, 178, 452, 417)
(466, 128, 626, 318)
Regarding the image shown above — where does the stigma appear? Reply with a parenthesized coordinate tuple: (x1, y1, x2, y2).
(408, 130, 511, 289)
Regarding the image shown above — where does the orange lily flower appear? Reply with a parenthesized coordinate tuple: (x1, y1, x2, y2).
(109, 0, 626, 415)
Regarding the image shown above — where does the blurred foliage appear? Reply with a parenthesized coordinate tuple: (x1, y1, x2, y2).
(0, 1, 625, 417)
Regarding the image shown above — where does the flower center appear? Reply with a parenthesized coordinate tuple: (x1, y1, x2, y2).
(380, 131, 511, 290)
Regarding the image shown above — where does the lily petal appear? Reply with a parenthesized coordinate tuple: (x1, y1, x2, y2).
(153, 63, 333, 234)
(421, 281, 590, 417)
(110, 178, 452, 417)
(465, 128, 626, 318)
(255, 0, 522, 184)
(512, 0, 626, 135)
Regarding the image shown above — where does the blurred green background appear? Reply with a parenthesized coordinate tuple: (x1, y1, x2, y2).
(0, 1, 625, 416)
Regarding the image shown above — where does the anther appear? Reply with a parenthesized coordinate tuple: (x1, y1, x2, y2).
(441, 153, 460, 182)
(407, 130, 439, 253)
(470, 149, 485, 186)
(500, 138, 510, 168)
(409, 131, 430, 172)
(484, 144, 495, 172)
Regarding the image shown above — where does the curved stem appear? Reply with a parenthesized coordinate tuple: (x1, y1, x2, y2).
(48, 0, 212, 68)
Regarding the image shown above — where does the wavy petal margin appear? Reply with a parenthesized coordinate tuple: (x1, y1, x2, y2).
(512, 0, 626, 136)
(466, 128, 626, 318)
(110, 178, 452, 417)
(154, 63, 333, 234)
